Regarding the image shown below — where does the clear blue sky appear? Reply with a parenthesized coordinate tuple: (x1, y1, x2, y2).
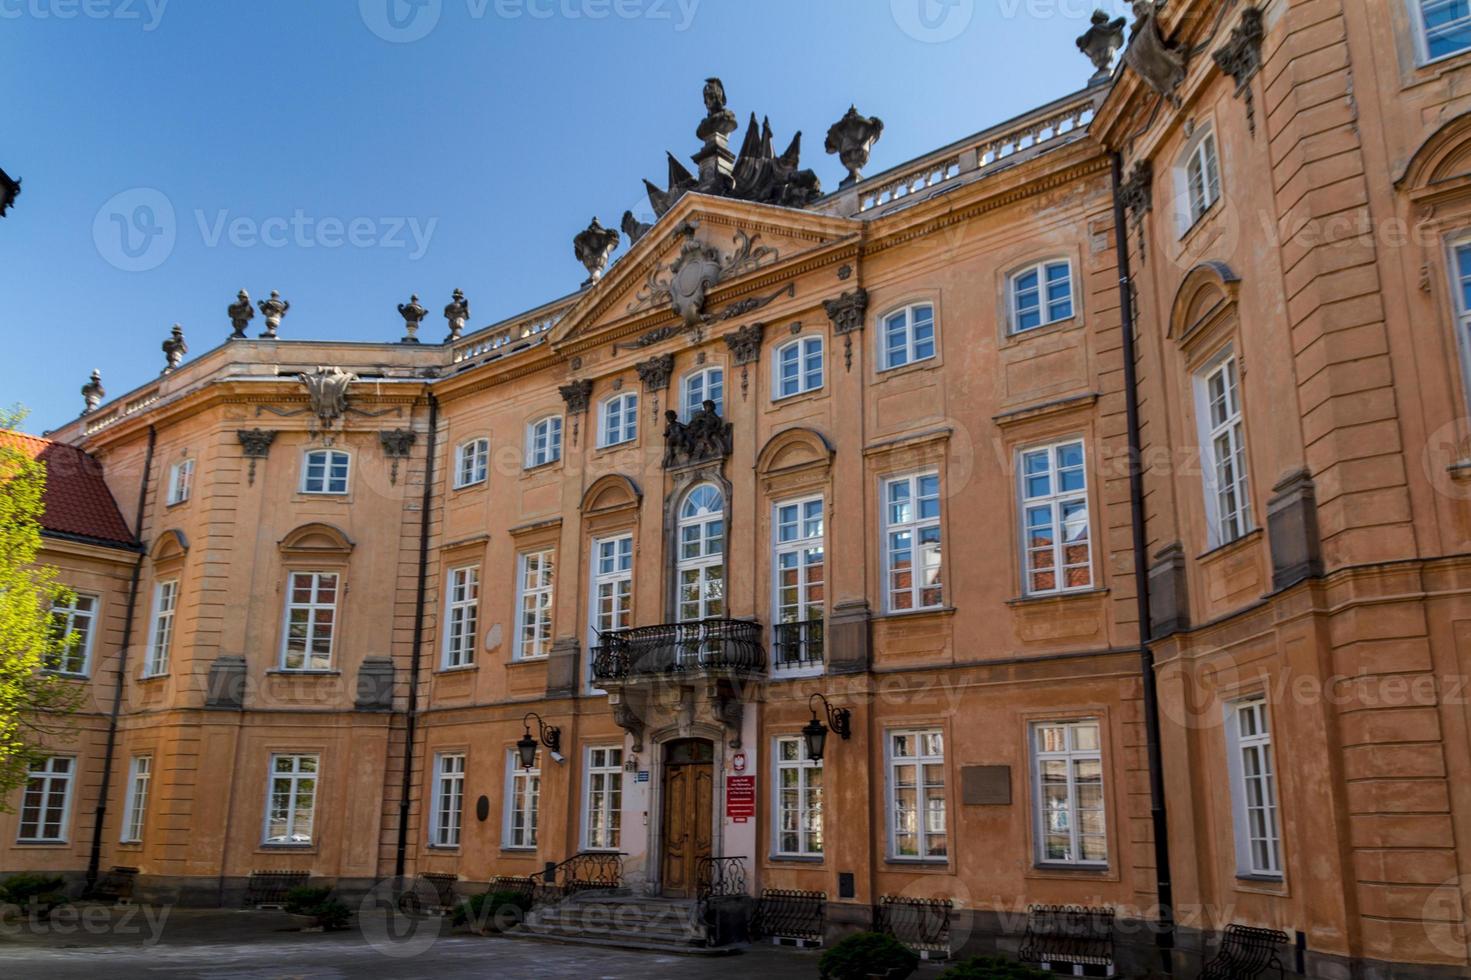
(2, 0, 1125, 433)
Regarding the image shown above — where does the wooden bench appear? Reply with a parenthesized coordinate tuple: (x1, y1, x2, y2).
(1017, 904, 1116, 977)
(1201, 923, 1289, 980)
(243, 870, 310, 909)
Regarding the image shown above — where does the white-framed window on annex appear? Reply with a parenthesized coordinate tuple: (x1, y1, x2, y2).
(887, 729, 946, 860)
(454, 438, 489, 489)
(583, 746, 623, 851)
(143, 579, 178, 677)
(682, 366, 724, 419)
(1224, 697, 1283, 878)
(1448, 236, 1471, 415)
(1417, 0, 1471, 61)
(301, 449, 350, 494)
(515, 549, 555, 660)
(774, 336, 823, 398)
(772, 496, 824, 672)
(1009, 259, 1074, 334)
(120, 755, 151, 844)
(47, 590, 98, 676)
(1019, 440, 1092, 595)
(17, 756, 74, 843)
(504, 750, 540, 849)
(677, 484, 725, 622)
(599, 392, 638, 448)
(880, 304, 936, 370)
(774, 735, 823, 857)
(167, 457, 195, 505)
(1032, 719, 1107, 866)
(280, 571, 339, 671)
(882, 472, 943, 612)
(263, 753, 318, 846)
(431, 752, 466, 848)
(1177, 125, 1222, 233)
(525, 416, 563, 468)
(443, 565, 480, 668)
(1194, 349, 1252, 547)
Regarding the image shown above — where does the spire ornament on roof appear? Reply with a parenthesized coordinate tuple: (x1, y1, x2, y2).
(573, 217, 621, 286)
(398, 294, 427, 343)
(443, 288, 470, 342)
(161, 324, 188, 373)
(227, 289, 254, 339)
(825, 106, 885, 187)
(1077, 9, 1126, 83)
(257, 290, 290, 339)
(81, 370, 105, 415)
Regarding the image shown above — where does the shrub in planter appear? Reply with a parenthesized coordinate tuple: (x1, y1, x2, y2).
(311, 900, 352, 931)
(283, 885, 350, 930)
(453, 889, 533, 933)
(939, 956, 1053, 980)
(0, 873, 68, 918)
(818, 931, 920, 980)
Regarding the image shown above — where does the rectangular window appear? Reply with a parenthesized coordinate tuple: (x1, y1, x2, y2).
(17, 757, 74, 843)
(505, 750, 540, 849)
(264, 753, 318, 845)
(1185, 130, 1222, 227)
(144, 579, 178, 677)
(1020, 440, 1092, 595)
(883, 472, 943, 612)
(888, 730, 946, 860)
(774, 736, 824, 856)
(775, 337, 824, 398)
(1420, 0, 1471, 60)
(455, 438, 489, 488)
(281, 572, 338, 671)
(516, 549, 555, 660)
(682, 367, 724, 419)
(120, 755, 151, 844)
(1011, 260, 1074, 333)
(48, 591, 98, 676)
(302, 450, 350, 494)
(1032, 720, 1107, 866)
(599, 393, 638, 447)
(583, 746, 623, 850)
(443, 566, 480, 668)
(772, 497, 825, 672)
(881, 304, 936, 370)
(167, 458, 195, 505)
(1226, 698, 1282, 877)
(526, 417, 563, 468)
(590, 535, 633, 638)
(431, 752, 466, 848)
(1195, 352, 1252, 547)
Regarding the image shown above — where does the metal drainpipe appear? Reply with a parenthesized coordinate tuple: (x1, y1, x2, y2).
(395, 391, 437, 881)
(85, 424, 155, 891)
(1111, 151, 1175, 973)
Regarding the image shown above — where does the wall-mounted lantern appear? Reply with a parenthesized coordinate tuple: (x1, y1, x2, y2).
(803, 694, 852, 762)
(517, 711, 562, 769)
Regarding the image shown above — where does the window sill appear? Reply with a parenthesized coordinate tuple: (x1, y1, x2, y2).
(1002, 314, 1082, 348)
(138, 673, 169, 683)
(500, 847, 537, 856)
(770, 666, 826, 681)
(267, 669, 342, 677)
(13, 839, 71, 847)
(452, 481, 488, 492)
(1196, 526, 1262, 563)
(507, 656, 549, 668)
(768, 854, 825, 864)
(873, 606, 955, 622)
(872, 355, 939, 384)
(883, 858, 950, 869)
(1177, 198, 1222, 244)
(522, 459, 562, 474)
(1028, 863, 1112, 880)
(1006, 587, 1108, 608)
(427, 844, 461, 852)
(769, 387, 827, 408)
(166, 499, 189, 509)
(1235, 872, 1285, 884)
(259, 843, 316, 851)
(42, 670, 91, 681)
(437, 663, 478, 674)
(592, 439, 638, 457)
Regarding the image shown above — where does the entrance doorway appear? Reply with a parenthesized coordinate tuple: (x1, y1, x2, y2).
(659, 737, 714, 897)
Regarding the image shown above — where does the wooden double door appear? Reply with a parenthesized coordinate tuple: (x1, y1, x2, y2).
(659, 738, 714, 898)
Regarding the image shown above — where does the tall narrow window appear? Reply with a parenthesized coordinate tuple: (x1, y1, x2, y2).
(1010, 260, 1074, 333)
(17, 757, 74, 843)
(1226, 698, 1282, 877)
(599, 393, 638, 448)
(120, 756, 151, 844)
(880, 304, 936, 370)
(443, 566, 480, 668)
(883, 472, 943, 612)
(1183, 128, 1222, 229)
(505, 750, 540, 849)
(772, 497, 824, 672)
(263, 754, 318, 845)
(584, 746, 623, 851)
(677, 484, 725, 621)
(47, 591, 98, 676)
(774, 735, 824, 856)
(302, 449, 350, 494)
(1195, 351, 1251, 546)
(515, 550, 555, 660)
(1019, 440, 1092, 595)
(774, 336, 824, 398)
(590, 536, 633, 640)
(431, 753, 466, 848)
(455, 438, 489, 488)
(281, 572, 338, 671)
(526, 416, 563, 468)
(682, 367, 724, 420)
(167, 458, 195, 505)
(1032, 720, 1107, 866)
(144, 579, 178, 677)
(888, 730, 946, 860)
(1419, 0, 1471, 60)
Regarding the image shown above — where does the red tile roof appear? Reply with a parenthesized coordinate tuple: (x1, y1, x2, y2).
(2, 431, 137, 548)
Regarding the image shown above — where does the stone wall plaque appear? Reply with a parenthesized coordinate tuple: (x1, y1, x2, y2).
(961, 765, 1012, 805)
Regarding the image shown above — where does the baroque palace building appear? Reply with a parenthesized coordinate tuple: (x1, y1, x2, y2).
(7, 1, 1471, 975)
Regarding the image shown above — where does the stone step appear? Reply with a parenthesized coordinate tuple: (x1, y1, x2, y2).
(523, 920, 706, 945)
(506, 929, 743, 957)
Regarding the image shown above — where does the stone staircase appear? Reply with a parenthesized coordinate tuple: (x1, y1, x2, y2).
(515, 893, 739, 956)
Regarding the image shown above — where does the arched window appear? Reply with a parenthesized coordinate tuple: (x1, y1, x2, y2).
(676, 484, 725, 621)
(525, 416, 563, 468)
(681, 367, 723, 420)
(454, 438, 489, 488)
(880, 304, 936, 370)
(1008, 259, 1074, 334)
(773, 336, 824, 398)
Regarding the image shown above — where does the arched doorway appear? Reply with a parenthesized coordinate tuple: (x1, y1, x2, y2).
(660, 737, 714, 897)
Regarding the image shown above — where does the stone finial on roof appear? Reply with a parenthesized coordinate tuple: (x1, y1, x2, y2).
(162, 324, 188, 374)
(227, 289, 254, 339)
(81, 370, 105, 415)
(1077, 10, 1126, 83)
(257, 290, 290, 339)
(825, 106, 885, 188)
(574, 217, 621, 287)
(398, 294, 427, 344)
(443, 288, 470, 342)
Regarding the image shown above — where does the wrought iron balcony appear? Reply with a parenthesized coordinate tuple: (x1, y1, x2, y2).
(771, 619, 824, 672)
(591, 618, 765, 682)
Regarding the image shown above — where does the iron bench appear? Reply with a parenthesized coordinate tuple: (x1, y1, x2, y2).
(1201, 923, 1289, 980)
(1018, 904, 1116, 977)
(243, 870, 310, 908)
(754, 888, 826, 946)
(397, 872, 458, 914)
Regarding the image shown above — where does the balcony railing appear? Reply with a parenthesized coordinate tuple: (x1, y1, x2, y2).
(591, 618, 765, 681)
(771, 619, 824, 672)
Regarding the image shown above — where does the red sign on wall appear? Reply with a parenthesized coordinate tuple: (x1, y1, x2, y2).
(726, 775, 756, 822)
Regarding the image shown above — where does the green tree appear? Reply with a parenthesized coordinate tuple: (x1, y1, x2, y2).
(0, 407, 82, 807)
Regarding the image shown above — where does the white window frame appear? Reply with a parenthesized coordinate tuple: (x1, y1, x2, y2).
(773, 735, 824, 857)
(1224, 697, 1283, 878)
(771, 496, 825, 674)
(1009, 258, 1075, 334)
(882, 472, 943, 613)
(886, 729, 947, 861)
(1176, 126, 1222, 234)
(301, 449, 351, 495)
(1415, 0, 1471, 63)
(1019, 440, 1093, 596)
(262, 753, 318, 846)
(676, 484, 726, 622)
(167, 457, 195, 505)
(1194, 348, 1252, 548)
(587, 534, 633, 689)
(442, 565, 480, 669)
(504, 749, 540, 850)
(879, 303, 937, 371)
(430, 752, 466, 848)
(143, 579, 178, 677)
(525, 416, 563, 468)
(773, 335, 824, 399)
(1447, 234, 1471, 417)
(120, 755, 151, 844)
(582, 746, 624, 851)
(515, 549, 555, 661)
(598, 392, 639, 448)
(48, 591, 98, 676)
(454, 438, 489, 489)
(279, 571, 339, 671)
(17, 756, 75, 844)
(1031, 719, 1108, 867)
(681, 366, 724, 420)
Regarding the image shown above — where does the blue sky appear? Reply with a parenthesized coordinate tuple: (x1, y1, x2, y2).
(2, 0, 1126, 432)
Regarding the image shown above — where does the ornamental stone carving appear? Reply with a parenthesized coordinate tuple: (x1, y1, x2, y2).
(662, 399, 732, 469)
(723, 322, 764, 366)
(612, 700, 646, 752)
(825, 105, 885, 187)
(257, 290, 290, 338)
(1213, 6, 1265, 135)
(636, 353, 675, 392)
(443, 288, 470, 342)
(1076, 9, 1126, 83)
(1118, 160, 1154, 256)
(379, 428, 416, 485)
(0, 165, 19, 217)
(80, 370, 105, 415)
(161, 324, 187, 374)
(237, 427, 277, 484)
(559, 378, 594, 415)
(824, 287, 869, 370)
(227, 289, 254, 339)
(621, 210, 652, 246)
(397, 294, 427, 343)
(1124, 0, 1187, 108)
(300, 366, 355, 428)
(573, 217, 621, 286)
